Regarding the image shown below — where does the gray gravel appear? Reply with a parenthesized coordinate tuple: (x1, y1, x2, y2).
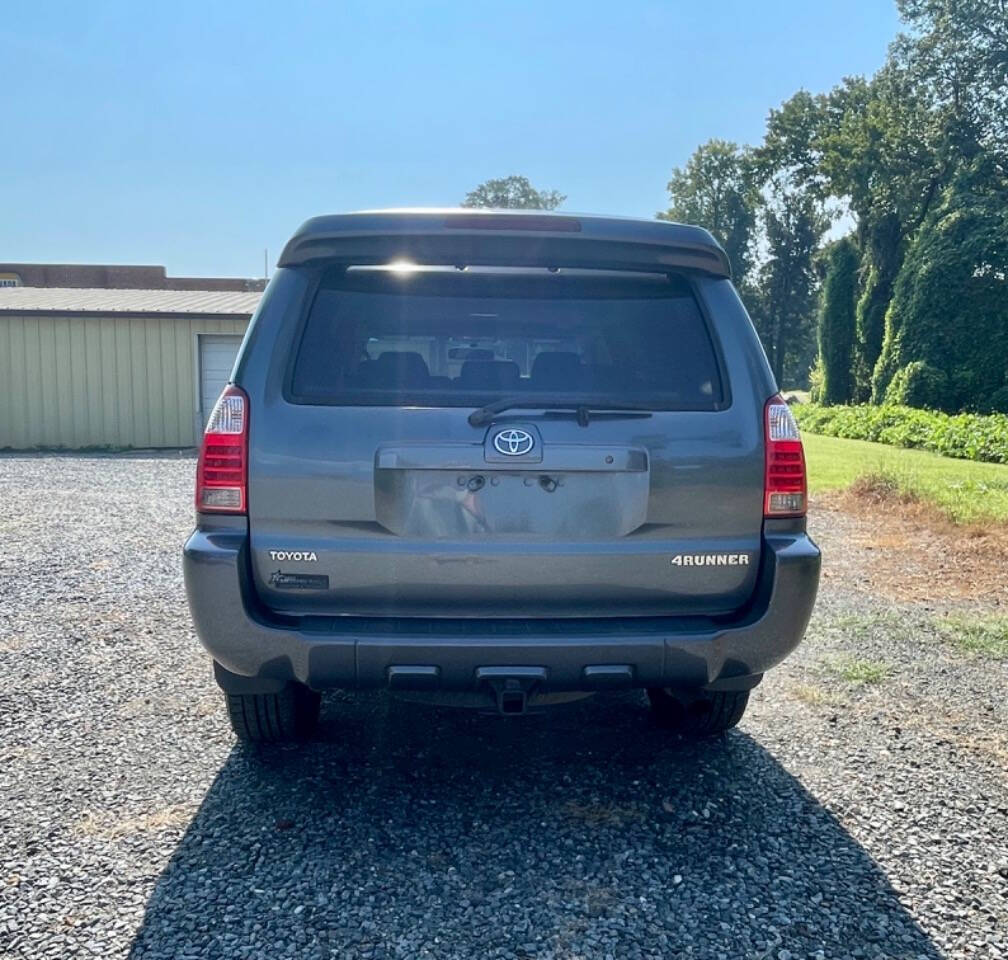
(0, 454, 1005, 959)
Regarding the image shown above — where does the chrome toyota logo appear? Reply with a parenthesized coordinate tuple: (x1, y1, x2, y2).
(493, 428, 535, 456)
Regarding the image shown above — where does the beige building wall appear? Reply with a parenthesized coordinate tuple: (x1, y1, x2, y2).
(0, 313, 248, 449)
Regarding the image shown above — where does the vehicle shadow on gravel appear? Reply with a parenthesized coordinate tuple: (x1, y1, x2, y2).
(129, 691, 942, 959)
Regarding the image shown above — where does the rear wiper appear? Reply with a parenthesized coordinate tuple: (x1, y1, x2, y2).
(468, 397, 655, 427)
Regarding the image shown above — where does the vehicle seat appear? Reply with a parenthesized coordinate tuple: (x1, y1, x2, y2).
(531, 351, 584, 390)
(458, 359, 522, 391)
(355, 351, 431, 389)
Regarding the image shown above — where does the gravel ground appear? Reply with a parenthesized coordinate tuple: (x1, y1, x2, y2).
(0, 454, 1006, 960)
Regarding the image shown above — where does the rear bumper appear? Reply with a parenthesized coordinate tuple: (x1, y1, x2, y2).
(183, 528, 820, 695)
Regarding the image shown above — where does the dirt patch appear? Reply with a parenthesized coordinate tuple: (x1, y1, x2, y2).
(562, 800, 646, 827)
(75, 803, 198, 840)
(810, 490, 1008, 610)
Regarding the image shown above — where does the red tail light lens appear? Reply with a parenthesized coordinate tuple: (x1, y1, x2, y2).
(196, 385, 248, 513)
(764, 395, 806, 517)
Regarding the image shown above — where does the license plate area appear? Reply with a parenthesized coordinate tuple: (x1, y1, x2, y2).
(374, 466, 649, 539)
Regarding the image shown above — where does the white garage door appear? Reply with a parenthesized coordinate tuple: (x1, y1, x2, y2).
(199, 335, 244, 426)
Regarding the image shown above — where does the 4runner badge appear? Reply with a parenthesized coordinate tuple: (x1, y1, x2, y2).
(670, 553, 750, 567)
(269, 550, 318, 562)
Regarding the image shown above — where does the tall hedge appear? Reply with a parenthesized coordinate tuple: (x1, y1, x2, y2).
(852, 213, 903, 402)
(872, 164, 1008, 413)
(816, 236, 860, 405)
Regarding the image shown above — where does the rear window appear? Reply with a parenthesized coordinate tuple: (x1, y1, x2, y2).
(289, 267, 724, 409)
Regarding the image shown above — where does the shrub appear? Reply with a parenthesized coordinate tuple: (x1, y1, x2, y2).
(793, 403, 1008, 465)
(808, 359, 825, 403)
(884, 361, 949, 409)
(982, 386, 1008, 415)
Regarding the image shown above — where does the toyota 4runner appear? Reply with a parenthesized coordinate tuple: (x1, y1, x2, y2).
(183, 209, 820, 742)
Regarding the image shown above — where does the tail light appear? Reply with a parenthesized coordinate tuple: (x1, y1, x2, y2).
(196, 385, 248, 513)
(764, 395, 806, 517)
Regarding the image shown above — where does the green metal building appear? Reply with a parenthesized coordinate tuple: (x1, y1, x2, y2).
(0, 287, 260, 449)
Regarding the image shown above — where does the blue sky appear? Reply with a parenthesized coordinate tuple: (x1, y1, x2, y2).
(2, 1, 901, 277)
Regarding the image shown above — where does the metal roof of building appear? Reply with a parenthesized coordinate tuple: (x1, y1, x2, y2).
(0, 286, 262, 316)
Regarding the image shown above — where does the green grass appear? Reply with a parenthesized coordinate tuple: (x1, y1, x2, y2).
(828, 657, 892, 685)
(938, 615, 1008, 659)
(803, 433, 1008, 524)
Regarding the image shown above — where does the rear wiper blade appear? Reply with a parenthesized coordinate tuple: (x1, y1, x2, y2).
(467, 397, 655, 427)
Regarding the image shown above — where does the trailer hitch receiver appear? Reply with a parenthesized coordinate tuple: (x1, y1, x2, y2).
(475, 666, 548, 716)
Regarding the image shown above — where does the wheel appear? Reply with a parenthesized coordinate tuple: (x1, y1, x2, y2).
(224, 683, 321, 743)
(646, 687, 749, 736)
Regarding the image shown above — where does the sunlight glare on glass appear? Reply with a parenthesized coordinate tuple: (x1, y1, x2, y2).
(387, 260, 420, 275)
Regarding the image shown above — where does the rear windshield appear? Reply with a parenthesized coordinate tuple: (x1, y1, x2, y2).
(289, 268, 724, 409)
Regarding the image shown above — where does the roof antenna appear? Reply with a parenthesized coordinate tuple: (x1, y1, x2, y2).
(264, 248, 269, 280)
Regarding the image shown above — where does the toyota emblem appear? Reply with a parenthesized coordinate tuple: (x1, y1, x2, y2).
(492, 428, 535, 457)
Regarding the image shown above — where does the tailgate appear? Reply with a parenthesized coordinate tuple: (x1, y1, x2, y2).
(244, 264, 765, 618)
(248, 407, 762, 618)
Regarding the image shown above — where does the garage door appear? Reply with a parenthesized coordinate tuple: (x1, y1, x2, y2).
(199, 335, 244, 426)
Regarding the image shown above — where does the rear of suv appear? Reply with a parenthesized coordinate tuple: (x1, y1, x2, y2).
(184, 209, 820, 742)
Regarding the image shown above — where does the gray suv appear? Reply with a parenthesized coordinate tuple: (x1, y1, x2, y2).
(184, 209, 820, 742)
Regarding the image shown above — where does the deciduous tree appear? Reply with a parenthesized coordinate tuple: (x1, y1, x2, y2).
(657, 140, 759, 286)
(754, 180, 830, 386)
(462, 175, 565, 210)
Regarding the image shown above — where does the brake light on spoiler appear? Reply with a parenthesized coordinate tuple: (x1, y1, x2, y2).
(196, 385, 248, 513)
(764, 395, 807, 517)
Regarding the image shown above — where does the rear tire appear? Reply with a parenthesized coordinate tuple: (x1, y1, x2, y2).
(225, 683, 321, 743)
(646, 687, 749, 736)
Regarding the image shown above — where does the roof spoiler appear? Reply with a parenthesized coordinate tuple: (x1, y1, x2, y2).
(277, 210, 732, 279)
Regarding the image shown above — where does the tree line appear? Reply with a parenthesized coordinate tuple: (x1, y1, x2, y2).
(464, 1, 1007, 414)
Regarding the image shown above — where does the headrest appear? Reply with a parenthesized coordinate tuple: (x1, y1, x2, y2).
(363, 350, 430, 387)
(531, 351, 583, 385)
(458, 359, 521, 390)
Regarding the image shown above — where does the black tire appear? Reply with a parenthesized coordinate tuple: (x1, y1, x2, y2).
(646, 687, 749, 736)
(225, 684, 321, 743)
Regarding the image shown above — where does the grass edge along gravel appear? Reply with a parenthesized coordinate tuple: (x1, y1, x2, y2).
(802, 432, 1008, 524)
(825, 656, 892, 686)
(938, 615, 1008, 659)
